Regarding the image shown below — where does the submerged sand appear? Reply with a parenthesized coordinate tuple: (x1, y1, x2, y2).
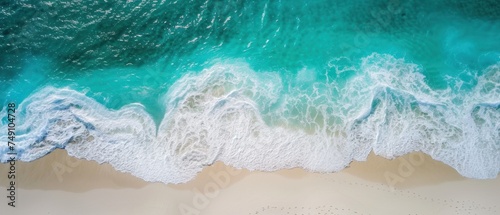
(0, 150, 498, 215)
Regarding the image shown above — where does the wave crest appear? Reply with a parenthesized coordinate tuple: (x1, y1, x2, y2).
(1, 54, 499, 183)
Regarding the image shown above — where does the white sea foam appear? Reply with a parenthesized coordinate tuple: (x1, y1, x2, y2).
(0, 54, 498, 183)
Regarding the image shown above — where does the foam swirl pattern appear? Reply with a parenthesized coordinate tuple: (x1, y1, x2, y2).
(1, 54, 498, 183)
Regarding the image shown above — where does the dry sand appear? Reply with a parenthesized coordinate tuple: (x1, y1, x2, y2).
(0, 149, 499, 215)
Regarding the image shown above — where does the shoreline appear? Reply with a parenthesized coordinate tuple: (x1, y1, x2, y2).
(1, 150, 499, 214)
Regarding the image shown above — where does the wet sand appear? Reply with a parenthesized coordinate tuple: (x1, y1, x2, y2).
(0, 150, 498, 215)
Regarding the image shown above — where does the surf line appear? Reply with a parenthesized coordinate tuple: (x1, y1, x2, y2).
(6, 102, 16, 208)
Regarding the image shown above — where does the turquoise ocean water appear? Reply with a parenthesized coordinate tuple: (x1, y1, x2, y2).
(1, 0, 499, 183)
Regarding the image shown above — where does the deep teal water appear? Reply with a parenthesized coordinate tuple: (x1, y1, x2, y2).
(0, 0, 499, 183)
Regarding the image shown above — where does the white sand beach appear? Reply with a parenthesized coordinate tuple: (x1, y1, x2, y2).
(1, 150, 499, 215)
